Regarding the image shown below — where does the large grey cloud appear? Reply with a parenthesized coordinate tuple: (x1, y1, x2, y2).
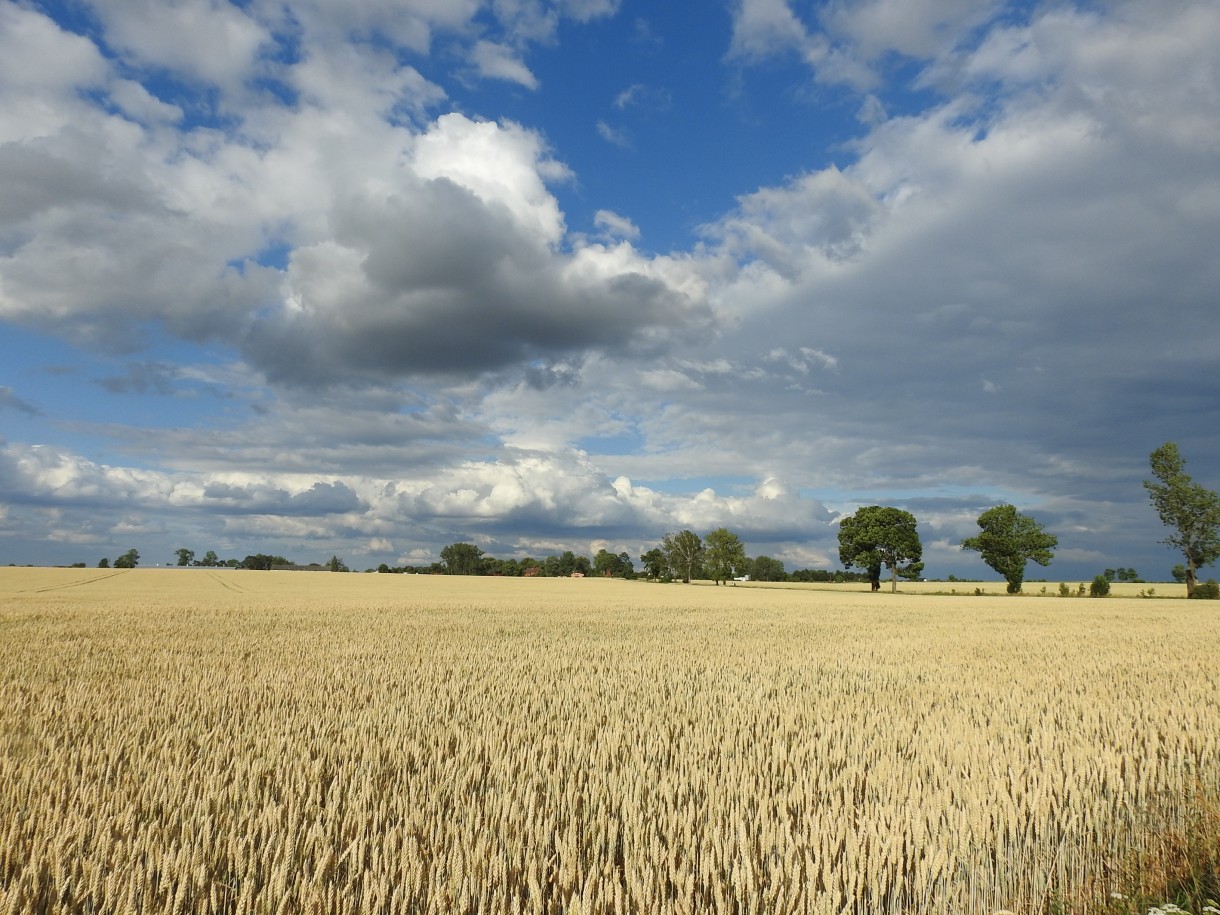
(0, 3, 709, 381)
(243, 176, 707, 383)
(706, 0, 1220, 467)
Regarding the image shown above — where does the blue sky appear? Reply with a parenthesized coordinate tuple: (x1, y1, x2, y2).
(2, 0, 1219, 580)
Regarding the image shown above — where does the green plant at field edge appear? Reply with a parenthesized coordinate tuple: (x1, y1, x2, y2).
(1187, 580, 1220, 600)
(1096, 780, 1220, 915)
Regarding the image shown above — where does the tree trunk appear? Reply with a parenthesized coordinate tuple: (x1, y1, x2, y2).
(1187, 560, 1198, 596)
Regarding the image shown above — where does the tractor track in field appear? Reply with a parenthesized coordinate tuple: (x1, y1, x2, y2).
(18, 569, 132, 594)
(207, 571, 250, 594)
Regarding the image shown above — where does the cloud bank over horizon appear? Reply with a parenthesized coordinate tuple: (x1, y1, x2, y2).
(1, 0, 1218, 577)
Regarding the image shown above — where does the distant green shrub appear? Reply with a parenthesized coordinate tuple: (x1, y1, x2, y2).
(1188, 579, 1220, 600)
(1090, 575, 1111, 597)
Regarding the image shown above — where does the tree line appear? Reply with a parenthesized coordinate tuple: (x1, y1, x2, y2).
(438, 441, 1215, 594)
(837, 440, 1220, 597)
(98, 549, 352, 572)
(93, 442, 1220, 596)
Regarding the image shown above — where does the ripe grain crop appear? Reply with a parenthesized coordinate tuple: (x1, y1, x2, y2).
(1, 568, 1217, 914)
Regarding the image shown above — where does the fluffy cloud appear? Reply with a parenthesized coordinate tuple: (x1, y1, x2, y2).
(0, 5, 708, 382)
(726, 0, 809, 61)
(470, 41, 539, 88)
(705, 0, 1220, 467)
(0, 436, 837, 564)
(244, 173, 707, 381)
(89, 0, 269, 93)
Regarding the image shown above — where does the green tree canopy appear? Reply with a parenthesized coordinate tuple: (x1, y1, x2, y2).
(961, 504, 1057, 594)
(440, 542, 485, 575)
(838, 506, 923, 592)
(750, 555, 786, 582)
(174, 548, 195, 567)
(239, 553, 290, 571)
(593, 549, 633, 578)
(704, 528, 747, 585)
(662, 530, 704, 583)
(1143, 441, 1220, 596)
(640, 548, 667, 580)
(113, 548, 140, 569)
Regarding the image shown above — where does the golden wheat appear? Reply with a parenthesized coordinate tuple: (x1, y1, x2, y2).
(0, 568, 1217, 914)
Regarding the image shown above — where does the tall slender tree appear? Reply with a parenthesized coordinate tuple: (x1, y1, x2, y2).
(662, 530, 704, 583)
(1144, 442, 1220, 596)
(704, 528, 747, 585)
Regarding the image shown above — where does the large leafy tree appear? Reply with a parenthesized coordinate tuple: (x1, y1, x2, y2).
(639, 548, 667, 580)
(593, 549, 633, 578)
(1143, 441, 1220, 596)
(750, 555, 786, 582)
(113, 548, 140, 569)
(838, 506, 923, 593)
(704, 527, 747, 585)
(440, 542, 485, 575)
(662, 530, 704, 583)
(240, 553, 290, 570)
(961, 504, 1057, 594)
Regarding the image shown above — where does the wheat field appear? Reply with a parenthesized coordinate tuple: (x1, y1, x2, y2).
(1, 568, 1217, 914)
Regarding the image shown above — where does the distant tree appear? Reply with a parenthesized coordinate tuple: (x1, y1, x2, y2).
(839, 506, 923, 592)
(542, 551, 589, 577)
(640, 548, 667, 580)
(239, 554, 290, 571)
(440, 542, 485, 575)
(704, 528, 747, 585)
(1172, 564, 1188, 583)
(837, 512, 883, 591)
(593, 549, 633, 578)
(662, 530, 704, 583)
(483, 558, 521, 576)
(113, 549, 140, 569)
(198, 550, 219, 567)
(616, 552, 634, 579)
(961, 504, 1057, 594)
(1090, 575, 1111, 597)
(1143, 441, 1220, 597)
(98, 557, 110, 569)
(1189, 579, 1220, 600)
(327, 555, 349, 572)
(174, 548, 195, 567)
(750, 555, 786, 582)
(377, 563, 391, 573)
(593, 548, 616, 576)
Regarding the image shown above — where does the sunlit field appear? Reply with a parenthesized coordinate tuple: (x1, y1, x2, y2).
(2, 568, 1217, 914)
